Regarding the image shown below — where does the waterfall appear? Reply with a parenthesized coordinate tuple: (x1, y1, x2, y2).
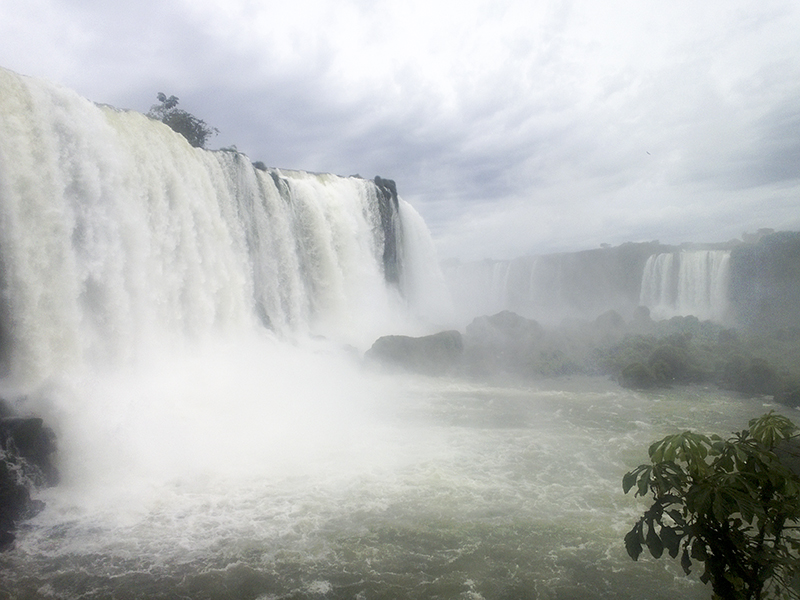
(639, 250, 731, 321)
(442, 246, 654, 325)
(0, 67, 445, 388)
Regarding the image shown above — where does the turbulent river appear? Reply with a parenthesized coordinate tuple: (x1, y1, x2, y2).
(1, 338, 789, 600)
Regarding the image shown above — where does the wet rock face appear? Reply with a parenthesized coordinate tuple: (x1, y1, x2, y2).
(0, 400, 58, 551)
(1, 418, 59, 486)
(729, 231, 800, 330)
(373, 176, 401, 286)
(366, 330, 464, 376)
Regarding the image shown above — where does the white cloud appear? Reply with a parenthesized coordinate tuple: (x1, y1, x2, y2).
(1, 0, 799, 260)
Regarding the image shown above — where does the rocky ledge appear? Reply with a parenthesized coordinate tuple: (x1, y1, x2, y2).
(0, 398, 58, 551)
(365, 310, 800, 408)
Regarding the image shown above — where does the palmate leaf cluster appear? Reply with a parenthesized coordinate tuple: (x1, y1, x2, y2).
(623, 412, 800, 600)
(147, 93, 218, 149)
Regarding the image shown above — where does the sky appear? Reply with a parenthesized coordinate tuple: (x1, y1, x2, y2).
(1, 0, 799, 261)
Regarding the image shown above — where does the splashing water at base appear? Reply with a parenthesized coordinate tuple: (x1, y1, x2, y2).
(1, 343, 785, 599)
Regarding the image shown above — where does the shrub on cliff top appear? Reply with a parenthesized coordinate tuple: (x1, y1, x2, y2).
(148, 93, 218, 149)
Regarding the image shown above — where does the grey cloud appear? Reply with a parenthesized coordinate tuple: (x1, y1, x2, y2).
(741, 103, 800, 187)
(3, 0, 800, 261)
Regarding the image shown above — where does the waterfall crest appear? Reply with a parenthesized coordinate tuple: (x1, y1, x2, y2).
(0, 68, 444, 387)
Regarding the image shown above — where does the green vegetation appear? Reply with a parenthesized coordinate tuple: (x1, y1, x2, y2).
(147, 93, 218, 148)
(370, 307, 800, 407)
(604, 318, 800, 405)
(623, 412, 800, 599)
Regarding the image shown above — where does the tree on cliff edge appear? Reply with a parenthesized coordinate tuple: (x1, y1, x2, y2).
(147, 93, 218, 149)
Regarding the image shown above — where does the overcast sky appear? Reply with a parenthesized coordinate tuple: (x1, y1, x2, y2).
(2, 0, 799, 260)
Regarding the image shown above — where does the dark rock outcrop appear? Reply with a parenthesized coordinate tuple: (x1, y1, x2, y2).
(0, 399, 58, 551)
(0, 418, 59, 486)
(719, 356, 783, 396)
(729, 231, 800, 330)
(465, 310, 545, 351)
(775, 387, 800, 409)
(463, 311, 551, 378)
(373, 176, 401, 286)
(619, 362, 658, 389)
(366, 330, 463, 375)
(368, 305, 800, 403)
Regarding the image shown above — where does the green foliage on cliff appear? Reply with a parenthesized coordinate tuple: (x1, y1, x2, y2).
(624, 413, 800, 600)
(604, 317, 800, 404)
(147, 93, 218, 149)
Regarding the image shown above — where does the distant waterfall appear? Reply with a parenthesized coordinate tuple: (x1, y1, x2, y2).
(639, 250, 731, 321)
(442, 245, 657, 324)
(0, 67, 446, 386)
(440, 260, 512, 321)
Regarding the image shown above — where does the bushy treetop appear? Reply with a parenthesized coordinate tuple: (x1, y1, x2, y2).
(147, 93, 218, 149)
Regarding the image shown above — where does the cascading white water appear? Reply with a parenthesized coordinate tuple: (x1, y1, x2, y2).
(397, 202, 454, 326)
(1, 69, 794, 600)
(0, 65, 456, 522)
(639, 253, 677, 310)
(0, 67, 460, 590)
(639, 250, 731, 322)
(0, 67, 447, 389)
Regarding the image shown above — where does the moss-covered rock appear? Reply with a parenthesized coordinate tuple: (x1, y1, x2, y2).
(775, 386, 800, 408)
(366, 330, 463, 376)
(719, 355, 783, 395)
(620, 362, 658, 389)
(367, 307, 800, 402)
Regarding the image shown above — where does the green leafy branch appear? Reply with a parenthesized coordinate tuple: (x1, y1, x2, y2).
(623, 412, 800, 600)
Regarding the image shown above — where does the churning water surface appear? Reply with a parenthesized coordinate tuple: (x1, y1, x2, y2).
(0, 339, 787, 600)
